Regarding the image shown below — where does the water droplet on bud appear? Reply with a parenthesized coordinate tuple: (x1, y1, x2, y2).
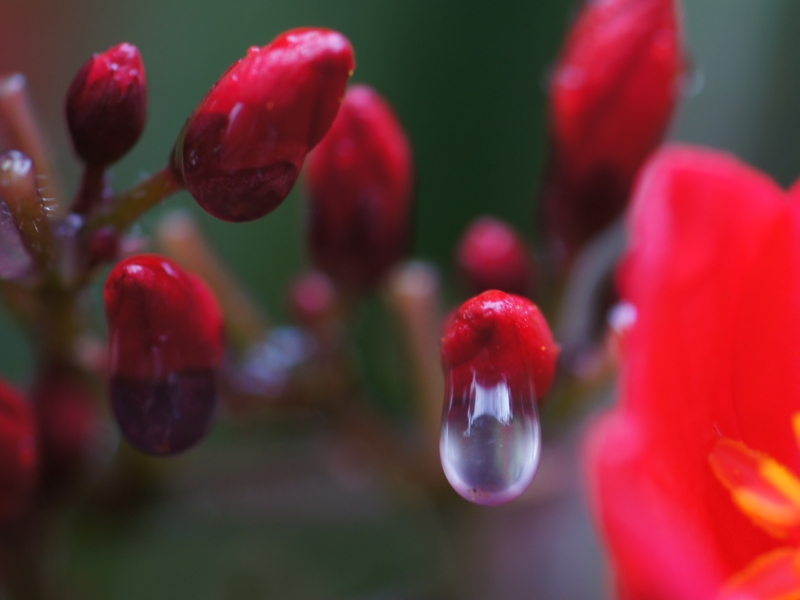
(440, 374, 540, 506)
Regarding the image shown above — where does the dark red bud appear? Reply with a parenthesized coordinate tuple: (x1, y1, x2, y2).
(0, 379, 37, 522)
(442, 291, 559, 403)
(87, 226, 120, 268)
(456, 216, 535, 298)
(32, 366, 104, 492)
(544, 0, 683, 262)
(104, 254, 224, 455)
(66, 42, 147, 166)
(175, 28, 355, 222)
(305, 84, 414, 290)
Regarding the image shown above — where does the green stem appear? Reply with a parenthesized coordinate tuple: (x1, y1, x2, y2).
(85, 166, 184, 235)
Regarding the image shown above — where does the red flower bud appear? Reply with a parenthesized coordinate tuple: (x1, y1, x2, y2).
(104, 254, 224, 456)
(175, 28, 355, 222)
(456, 216, 535, 298)
(66, 42, 147, 166)
(0, 379, 37, 521)
(543, 0, 683, 263)
(305, 84, 414, 290)
(440, 291, 559, 505)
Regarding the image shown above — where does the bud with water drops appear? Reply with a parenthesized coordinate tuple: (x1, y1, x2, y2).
(174, 28, 355, 222)
(543, 0, 683, 265)
(65, 42, 147, 167)
(440, 290, 559, 505)
(104, 255, 224, 456)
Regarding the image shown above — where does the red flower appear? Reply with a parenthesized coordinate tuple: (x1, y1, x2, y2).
(585, 145, 800, 598)
(65, 42, 147, 166)
(455, 216, 535, 298)
(440, 291, 558, 505)
(305, 84, 414, 291)
(543, 0, 683, 265)
(175, 28, 355, 222)
(0, 378, 37, 522)
(104, 254, 224, 456)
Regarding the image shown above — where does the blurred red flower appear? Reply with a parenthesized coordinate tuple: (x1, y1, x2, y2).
(586, 144, 800, 599)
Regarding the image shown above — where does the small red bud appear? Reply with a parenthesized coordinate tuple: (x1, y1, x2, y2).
(544, 0, 683, 262)
(305, 84, 414, 290)
(440, 291, 559, 505)
(104, 255, 224, 456)
(442, 291, 558, 402)
(87, 226, 120, 268)
(456, 217, 535, 298)
(66, 42, 147, 166)
(0, 379, 37, 521)
(287, 270, 337, 325)
(175, 28, 355, 222)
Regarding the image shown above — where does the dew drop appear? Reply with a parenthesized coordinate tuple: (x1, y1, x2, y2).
(110, 370, 217, 457)
(440, 373, 541, 506)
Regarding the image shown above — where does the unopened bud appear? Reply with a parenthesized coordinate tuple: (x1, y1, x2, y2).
(456, 216, 535, 298)
(66, 42, 147, 166)
(175, 28, 355, 222)
(104, 255, 224, 455)
(544, 0, 683, 263)
(305, 84, 414, 290)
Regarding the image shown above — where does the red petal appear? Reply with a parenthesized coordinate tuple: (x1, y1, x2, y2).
(587, 144, 800, 594)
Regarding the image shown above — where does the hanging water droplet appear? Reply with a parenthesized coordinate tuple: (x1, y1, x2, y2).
(440, 372, 541, 506)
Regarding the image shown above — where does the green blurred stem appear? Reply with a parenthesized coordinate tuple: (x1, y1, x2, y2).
(86, 166, 184, 235)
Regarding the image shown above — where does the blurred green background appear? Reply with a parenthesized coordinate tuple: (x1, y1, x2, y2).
(1, 0, 798, 598)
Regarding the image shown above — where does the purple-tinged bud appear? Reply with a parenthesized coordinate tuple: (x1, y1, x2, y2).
(105, 255, 225, 456)
(66, 42, 147, 166)
(175, 28, 355, 222)
(305, 84, 414, 291)
(456, 216, 535, 298)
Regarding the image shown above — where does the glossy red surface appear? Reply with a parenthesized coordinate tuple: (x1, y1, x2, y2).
(305, 84, 413, 290)
(66, 42, 147, 166)
(441, 291, 558, 404)
(456, 216, 535, 298)
(177, 28, 355, 222)
(543, 0, 683, 262)
(585, 145, 800, 599)
(104, 254, 224, 456)
(104, 254, 224, 380)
